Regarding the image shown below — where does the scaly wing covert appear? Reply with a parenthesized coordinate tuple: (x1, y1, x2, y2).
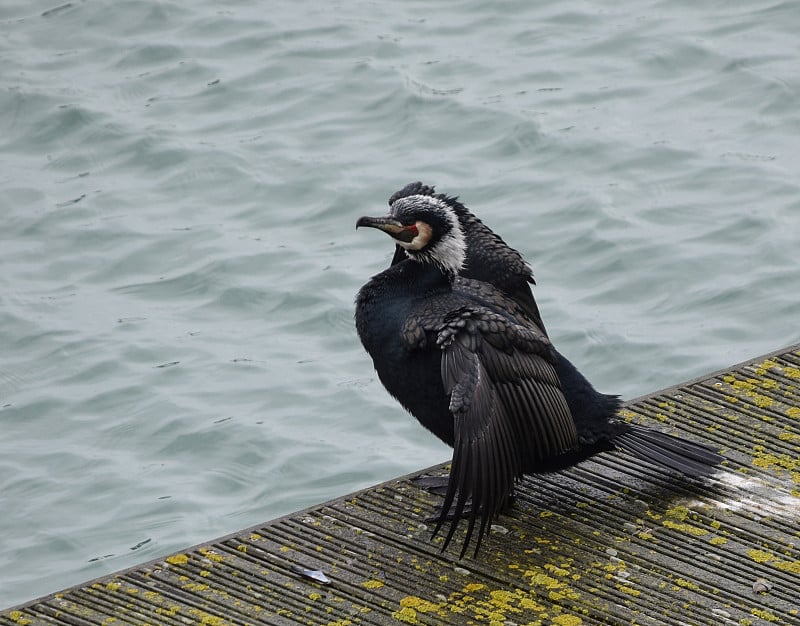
(435, 307, 578, 556)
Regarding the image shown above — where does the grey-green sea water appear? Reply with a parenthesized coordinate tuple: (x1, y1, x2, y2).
(2, 0, 799, 607)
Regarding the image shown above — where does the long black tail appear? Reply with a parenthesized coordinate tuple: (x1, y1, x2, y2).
(614, 425, 724, 478)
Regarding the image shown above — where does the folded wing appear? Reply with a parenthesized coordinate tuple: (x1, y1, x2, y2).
(435, 306, 579, 556)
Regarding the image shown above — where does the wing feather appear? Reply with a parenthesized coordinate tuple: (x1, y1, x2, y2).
(434, 307, 579, 555)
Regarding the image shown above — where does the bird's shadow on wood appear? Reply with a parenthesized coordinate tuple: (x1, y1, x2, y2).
(409, 460, 727, 526)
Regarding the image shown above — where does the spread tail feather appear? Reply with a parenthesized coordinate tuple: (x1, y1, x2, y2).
(614, 424, 724, 478)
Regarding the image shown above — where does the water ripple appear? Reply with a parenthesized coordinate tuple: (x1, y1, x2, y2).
(2, 0, 800, 609)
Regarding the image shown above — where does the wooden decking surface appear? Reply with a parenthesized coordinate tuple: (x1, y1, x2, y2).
(3, 345, 799, 625)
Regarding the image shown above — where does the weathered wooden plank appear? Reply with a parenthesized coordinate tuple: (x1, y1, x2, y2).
(3, 345, 799, 625)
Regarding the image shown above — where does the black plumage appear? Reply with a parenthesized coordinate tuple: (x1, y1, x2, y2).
(387, 183, 723, 476)
(355, 187, 723, 557)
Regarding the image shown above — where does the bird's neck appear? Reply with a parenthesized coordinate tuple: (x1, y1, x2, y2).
(384, 258, 454, 293)
(356, 259, 451, 329)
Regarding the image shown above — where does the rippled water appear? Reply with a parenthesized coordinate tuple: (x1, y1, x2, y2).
(2, 0, 799, 607)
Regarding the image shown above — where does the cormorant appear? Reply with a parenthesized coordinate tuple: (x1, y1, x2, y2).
(355, 190, 723, 557)
(385, 183, 723, 478)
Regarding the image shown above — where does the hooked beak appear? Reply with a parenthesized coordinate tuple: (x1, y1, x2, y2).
(355, 215, 405, 234)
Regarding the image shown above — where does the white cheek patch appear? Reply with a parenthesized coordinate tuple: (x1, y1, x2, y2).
(397, 221, 433, 251)
(392, 201, 466, 276)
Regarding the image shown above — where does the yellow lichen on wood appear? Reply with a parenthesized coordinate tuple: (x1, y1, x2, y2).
(362, 579, 384, 589)
(784, 367, 800, 379)
(166, 554, 189, 566)
(748, 549, 800, 574)
(751, 451, 800, 472)
(617, 585, 640, 597)
(747, 549, 774, 563)
(8, 611, 32, 626)
(751, 394, 773, 408)
(665, 505, 689, 521)
(391, 606, 418, 624)
(778, 430, 800, 442)
(399, 596, 443, 613)
(675, 578, 700, 591)
(774, 560, 800, 574)
(662, 520, 708, 536)
(199, 548, 224, 562)
(751, 608, 780, 622)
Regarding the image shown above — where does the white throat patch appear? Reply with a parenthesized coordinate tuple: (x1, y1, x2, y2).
(398, 196, 466, 276)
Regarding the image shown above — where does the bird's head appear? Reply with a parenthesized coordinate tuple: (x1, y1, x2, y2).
(357, 194, 466, 276)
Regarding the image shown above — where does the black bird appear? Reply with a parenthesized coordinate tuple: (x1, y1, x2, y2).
(355, 191, 723, 557)
(385, 183, 723, 477)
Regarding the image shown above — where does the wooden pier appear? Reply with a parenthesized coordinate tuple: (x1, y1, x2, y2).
(3, 345, 799, 625)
